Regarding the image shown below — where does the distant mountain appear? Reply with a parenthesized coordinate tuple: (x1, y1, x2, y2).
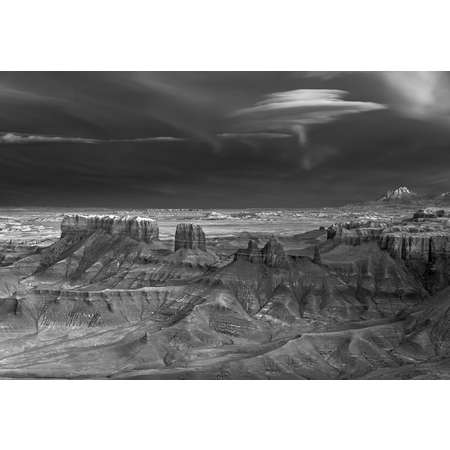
(377, 186, 418, 202)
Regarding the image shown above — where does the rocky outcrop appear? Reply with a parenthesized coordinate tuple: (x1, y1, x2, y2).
(174, 223, 206, 251)
(262, 237, 289, 268)
(234, 240, 263, 264)
(327, 215, 449, 256)
(378, 186, 417, 202)
(234, 237, 289, 268)
(326, 213, 450, 293)
(328, 219, 450, 264)
(61, 214, 159, 243)
(326, 220, 389, 244)
(379, 232, 450, 262)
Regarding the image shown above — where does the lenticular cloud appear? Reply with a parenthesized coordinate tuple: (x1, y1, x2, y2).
(230, 89, 385, 169)
(232, 89, 385, 142)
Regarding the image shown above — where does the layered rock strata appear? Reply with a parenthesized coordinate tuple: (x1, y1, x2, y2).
(327, 217, 450, 263)
(326, 212, 450, 293)
(379, 232, 450, 262)
(326, 220, 390, 244)
(61, 214, 159, 243)
(174, 223, 206, 251)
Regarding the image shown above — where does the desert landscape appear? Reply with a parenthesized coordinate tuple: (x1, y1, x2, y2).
(0, 186, 449, 379)
(2, 11, 449, 450)
(1, 71, 449, 380)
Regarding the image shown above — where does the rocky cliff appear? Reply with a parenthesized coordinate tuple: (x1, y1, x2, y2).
(327, 211, 450, 293)
(174, 223, 206, 251)
(61, 214, 159, 243)
(326, 220, 389, 244)
(379, 232, 450, 262)
(328, 213, 449, 254)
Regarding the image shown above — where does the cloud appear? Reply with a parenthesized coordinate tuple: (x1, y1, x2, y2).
(113, 136, 186, 143)
(0, 131, 294, 145)
(233, 89, 384, 130)
(0, 132, 186, 145)
(0, 132, 98, 144)
(299, 144, 340, 170)
(379, 72, 450, 123)
(218, 132, 291, 140)
(0, 84, 60, 103)
(230, 89, 385, 168)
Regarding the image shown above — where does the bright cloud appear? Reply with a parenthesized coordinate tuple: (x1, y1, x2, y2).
(379, 72, 450, 122)
(232, 89, 385, 138)
(230, 89, 385, 168)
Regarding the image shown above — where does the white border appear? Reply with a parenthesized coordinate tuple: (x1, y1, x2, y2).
(0, 0, 449, 70)
(0, 380, 448, 450)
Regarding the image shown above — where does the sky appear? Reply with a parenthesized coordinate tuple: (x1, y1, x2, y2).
(0, 71, 449, 208)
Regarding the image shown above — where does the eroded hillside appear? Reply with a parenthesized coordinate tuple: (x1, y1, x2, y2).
(0, 209, 449, 379)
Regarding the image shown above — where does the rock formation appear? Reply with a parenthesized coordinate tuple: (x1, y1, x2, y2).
(2, 207, 450, 379)
(234, 237, 289, 268)
(326, 220, 390, 244)
(378, 186, 417, 202)
(326, 210, 450, 293)
(379, 232, 450, 262)
(262, 237, 289, 267)
(233, 239, 264, 264)
(327, 214, 450, 264)
(61, 214, 159, 243)
(174, 223, 206, 251)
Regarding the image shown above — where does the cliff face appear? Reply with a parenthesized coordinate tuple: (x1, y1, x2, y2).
(327, 213, 450, 293)
(327, 220, 389, 244)
(61, 214, 159, 243)
(379, 232, 450, 262)
(328, 216, 450, 262)
(174, 223, 206, 251)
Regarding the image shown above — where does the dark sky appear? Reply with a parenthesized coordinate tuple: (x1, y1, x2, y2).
(0, 71, 449, 208)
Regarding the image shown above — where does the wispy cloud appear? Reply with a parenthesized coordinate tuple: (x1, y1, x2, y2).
(0, 131, 293, 145)
(218, 132, 291, 140)
(299, 144, 340, 170)
(0, 132, 98, 144)
(0, 132, 186, 145)
(379, 72, 450, 123)
(230, 89, 385, 168)
(0, 84, 60, 103)
(113, 136, 186, 143)
(232, 89, 385, 138)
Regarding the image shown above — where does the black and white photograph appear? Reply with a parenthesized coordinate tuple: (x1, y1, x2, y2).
(2, 70, 450, 380)
(0, 2, 448, 449)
